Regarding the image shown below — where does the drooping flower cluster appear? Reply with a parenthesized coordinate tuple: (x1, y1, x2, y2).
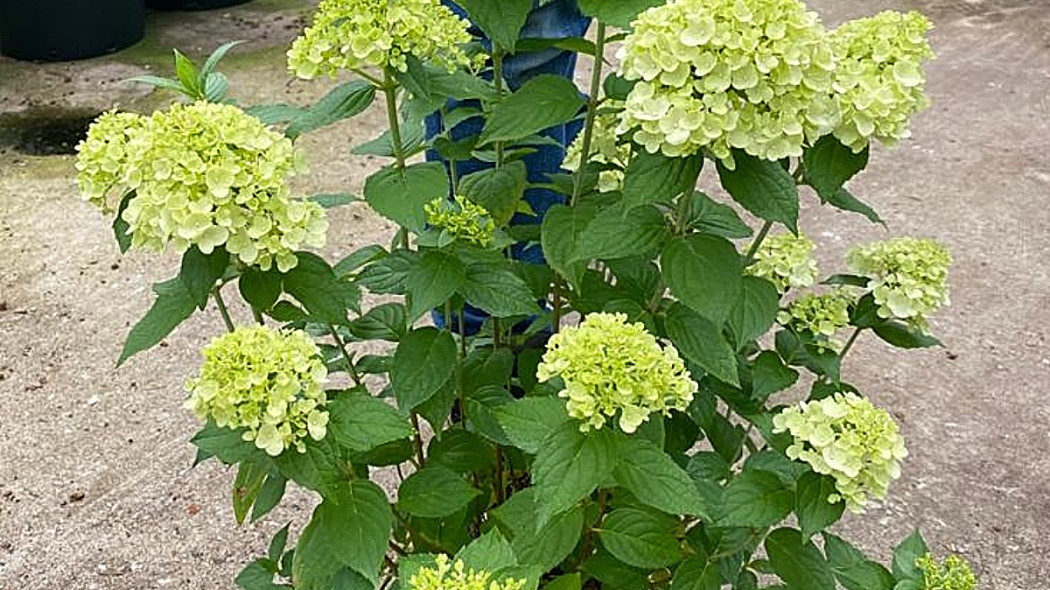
(287, 0, 472, 79)
(424, 195, 497, 247)
(536, 312, 697, 434)
(778, 290, 852, 352)
(185, 326, 330, 457)
(746, 232, 819, 293)
(410, 555, 526, 590)
(562, 109, 632, 193)
(773, 392, 908, 512)
(829, 11, 935, 152)
(75, 102, 327, 272)
(617, 0, 838, 164)
(916, 553, 978, 590)
(847, 237, 951, 332)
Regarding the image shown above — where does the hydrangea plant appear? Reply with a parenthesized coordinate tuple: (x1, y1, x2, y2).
(77, 1, 975, 589)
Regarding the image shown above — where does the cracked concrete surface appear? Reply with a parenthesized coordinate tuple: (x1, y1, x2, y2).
(1, 0, 1048, 588)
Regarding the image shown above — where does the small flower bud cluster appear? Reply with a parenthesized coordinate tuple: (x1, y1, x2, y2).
(424, 195, 497, 247)
(778, 290, 852, 352)
(616, 0, 933, 165)
(537, 312, 697, 434)
(617, 0, 838, 164)
(287, 0, 472, 79)
(562, 109, 632, 193)
(847, 237, 951, 332)
(409, 555, 526, 590)
(829, 11, 935, 152)
(916, 553, 978, 590)
(773, 392, 908, 512)
(746, 232, 819, 293)
(185, 326, 329, 457)
(75, 102, 327, 272)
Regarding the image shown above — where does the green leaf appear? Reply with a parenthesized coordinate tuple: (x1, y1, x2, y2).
(577, 0, 665, 28)
(233, 460, 270, 524)
(573, 204, 670, 263)
(268, 523, 290, 563)
(454, 0, 533, 52)
(582, 549, 649, 590)
(716, 151, 799, 233)
(235, 560, 282, 590)
(328, 393, 414, 453)
(822, 533, 894, 590)
(662, 235, 742, 325)
(480, 75, 586, 146)
(201, 40, 242, 78)
(685, 191, 753, 239)
(391, 328, 457, 410)
(726, 277, 779, 350)
(541, 203, 596, 289)
(364, 162, 450, 233)
(173, 49, 201, 96)
(665, 303, 738, 386)
(750, 351, 799, 403)
(795, 472, 845, 539)
(286, 80, 376, 139)
(621, 150, 703, 211)
(357, 250, 416, 295)
(873, 321, 943, 349)
(456, 529, 518, 573)
(245, 103, 307, 126)
(464, 385, 514, 445)
(293, 481, 393, 586)
(112, 190, 135, 253)
(460, 161, 528, 227)
(716, 470, 793, 528)
(283, 252, 353, 324)
(671, 556, 721, 590)
(428, 428, 495, 474)
(406, 250, 466, 321)
(603, 73, 635, 101)
(598, 508, 683, 569)
(824, 187, 882, 224)
(743, 449, 807, 486)
(613, 436, 708, 518)
(308, 192, 359, 209)
(462, 348, 515, 393)
(686, 452, 730, 484)
(544, 574, 581, 590)
(203, 72, 229, 103)
(179, 246, 228, 310)
(492, 489, 584, 571)
(127, 74, 189, 95)
(238, 267, 283, 311)
(398, 466, 481, 518)
(348, 302, 407, 342)
(191, 421, 260, 465)
(396, 56, 496, 109)
(764, 528, 835, 590)
(459, 261, 540, 318)
(891, 530, 930, 582)
(252, 474, 287, 523)
(118, 277, 197, 366)
(495, 397, 572, 454)
(272, 437, 348, 498)
(533, 421, 619, 525)
(802, 135, 869, 201)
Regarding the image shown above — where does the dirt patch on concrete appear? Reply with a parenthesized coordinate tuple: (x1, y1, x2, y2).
(1, 1, 1048, 589)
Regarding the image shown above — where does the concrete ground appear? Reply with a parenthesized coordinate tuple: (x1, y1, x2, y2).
(0, 0, 1047, 588)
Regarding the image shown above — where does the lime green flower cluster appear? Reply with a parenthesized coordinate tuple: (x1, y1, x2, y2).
(778, 290, 852, 352)
(847, 237, 951, 332)
(773, 392, 908, 512)
(916, 553, 978, 590)
(562, 109, 632, 193)
(74, 110, 144, 208)
(617, 0, 838, 163)
(287, 0, 472, 79)
(424, 195, 497, 247)
(829, 11, 935, 152)
(410, 555, 525, 590)
(536, 312, 697, 434)
(75, 102, 327, 272)
(746, 232, 819, 293)
(184, 326, 329, 457)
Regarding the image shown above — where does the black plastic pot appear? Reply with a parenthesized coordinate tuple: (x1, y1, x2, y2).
(145, 0, 251, 10)
(0, 0, 145, 62)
